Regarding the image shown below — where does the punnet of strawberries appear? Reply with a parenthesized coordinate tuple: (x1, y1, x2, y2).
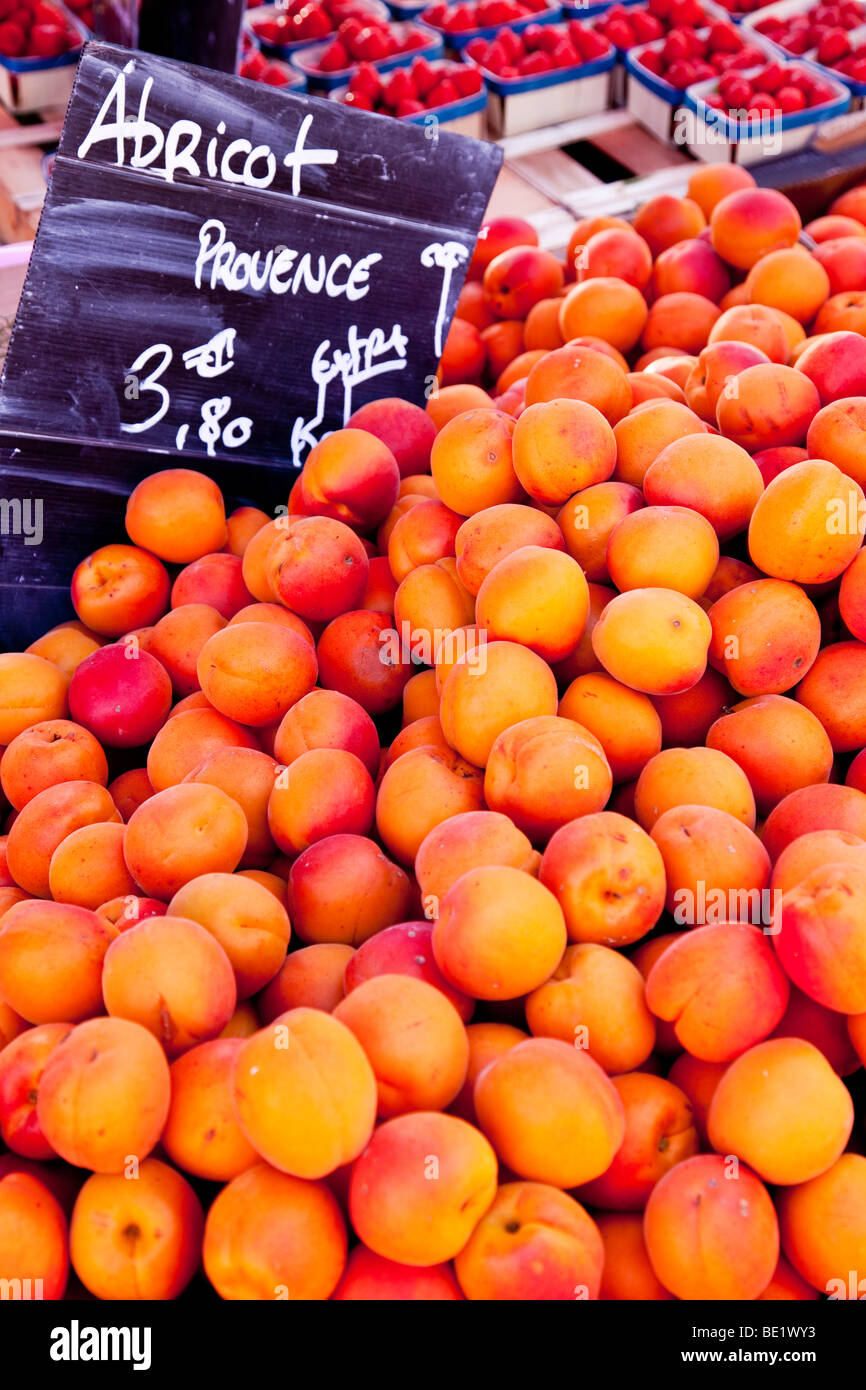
(464, 20, 611, 78)
(700, 58, 842, 115)
(753, 0, 866, 56)
(0, 0, 83, 60)
(421, 0, 553, 35)
(341, 54, 483, 112)
(308, 17, 434, 71)
(636, 22, 768, 90)
(250, 0, 385, 47)
(813, 30, 866, 83)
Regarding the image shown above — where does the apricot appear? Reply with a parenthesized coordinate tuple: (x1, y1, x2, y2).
(347, 397, 437, 477)
(184, 746, 279, 869)
(706, 694, 832, 816)
(759, 1257, 820, 1302)
(344, 920, 472, 1022)
(771, 830, 866, 900)
(746, 248, 830, 326)
(103, 914, 236, 1055)
(644, 1154, 779, 1300)
(148, 602, 226, 697)
(483, 715, 612, 843)
(413, 812, 534, 916)
(233, 1008, 377, 1178)
(333, 1246, 463, 1300)
(0, 900, 115, 1023)
(388, 499, 461, 581)
(642, 292, 721, 355)
(628, 372, 685, 407)
(707, 579, 821, 696)
(26, 622, 104, 679)
(161, 1037, 257, 1182)
(0, 652, 69, 746)
(773, 861, 866, 1014)
(96, 895, 166, 930)
(287, 833, 410, 947)
(0, 718, 107, 811)
(779, 1153, 866, 1295)
(687, 162, 755, 219)
(523, 296, 565, 350)
(643, 434, 763, 541)
(480, 319, 524, 382)
(538, 811, 664, 949)
(70, 1157, 203, 1301)
(483, 245, 563, 318)
(334, 974, 468, 1118)
(709, 1037, 853, 1186)
(267, 516, 369, 621)
(577, 225, 652, 290)
(763, 782, 866, 861)
(666, 1053, 727, 1147)
(797, 329, 866, 405)
(47, 821, 137, 910)
(376, 745, 483, 866)
(317, 609, 413, 715)
(37, 1016, 170, 1171)
(126, 468, 227, 563)
(651, 804, 770, 925)
(612, 399, 708, 489)
(511, 398, 616, 506)
(224, 504, 270, 557)
(559, 277, 648, 354)
(577, 1072, 699, 1211)
(258, 942, 354, 1021)
(145, 707, 258, 792)
(557, 481, 643, 582)
(455, 1182, 603, 1301)
(796, 640, 866, 751)
(393, 557, 475, 653)
(0, 1022, 73, 1159)
(401, 669, 439, 724)
(300, 428, 399, 530)
(711, 186, 801, 271)
(717, 363, 820, 452)
(124, 783, 247, 898)
(495, 349, 547, 393)
(439, 639, 557, 767)
(269, 748, 375, 856)
(426, 383, 494, 431)
(591, 588, 712, 696)
(632, 193, 705, 256)
(646, 922, 789, 1062)
(558, 673, 660, 784)
(653, 238, 730, 302)
(196, 621, 317, 729)
(475, 547, 587, 663)
(526, 942, 655, 1075)
(168, 873, 289, 999)
(806, 397, 866, 486)
(171, 551, 253, 619)
(687, 338, 772, 422)
(474, 1037, 624, 1188)
(607, 505, 719, 600)
(524, 344, 631, 426)
(597, 1212, 674, 1301)
(70, 543, 170, 639)
(4, 778, 121, 898)
(430, 409, 520, 516)
(0, 1171, 68, 1300)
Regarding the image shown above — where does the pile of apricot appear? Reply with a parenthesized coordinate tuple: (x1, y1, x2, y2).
(2, 163, 866, 1301)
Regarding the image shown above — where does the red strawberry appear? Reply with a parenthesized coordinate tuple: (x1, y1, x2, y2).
(427, 75, 460, 105)
(603, 16, 634, 48)
(344, 89, 375, 109)
(665, 57, 698, 86)
(316, 38, 349, 70)
(384, 67, 414, 105)
(776, 83, 807, 112)
(240, 49, 268, 79)
(0, 19, 25, 54)
(707, 21, 740, 52)
(518, 48, 552, 73)
(261, 63, 291, 86)
(640, 48, 665, 74)
(576, 28, 611, 60)
(28, 20, 66, 55)
(350, 60, 383, 96)
(351, 24, 390, 60)
(631, 11, 664, 42)
(396, 97, 425, 115)
(410, 55, 438, 95)
(453, 64, 484, 94)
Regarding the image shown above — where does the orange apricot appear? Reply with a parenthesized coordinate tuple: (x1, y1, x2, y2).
(483, 715, 612, 843)
(167, 873, 289, 999)
(0, 1171, 68, 1300)
(643, 434, 763, 541)
(539, 811, 665, 948)
(591, 588, 712, 696)
(287, 834, 410, 947)
(126, 468, 227, 563)
(606, 505, 719, 600)
(455, 1182, 604, 1301)
(559, 277, 649, 354)
(576, 1072, 699, 1211)
(196, 622, 318, 727)
(710, 186, 801, 271)
(0, 719, 107, 811)
(612, 400, 708, 489)
(749, 460, 864, 584)
(707, 695, 833, 814)
(0, 900, 115, 1024)
(162, 1038, 258, 1182)
(511, 398, 616, 505)
(773, 861, 866, 1014)
(707, 579, 821, 697)
(524, 345, 631, 426)
(430, 409, 520, 516)
(526, 943, 655, 1075)
(124, 783, 248, 898)
(0, 653, 69, 746)
(778, 1153, 866, 1295)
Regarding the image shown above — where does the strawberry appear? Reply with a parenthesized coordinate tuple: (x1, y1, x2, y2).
(261, 63, 291, 86)
(351, 24, 390, 60)
(344, 88, 374, 109)
(316, 37, 349, 70)
(350, 61, 383, 97)
(240, 48, 268, 79)
(427, 76, 460, 105)
(776, 83, 807, 112)
(453, 64, 484, 94)
(549, 36, 581, 67)
(0, 19, 26, 54)
(576, 28, 611, 60)
(396, 97, 425, 114)
(28, 20, 66, 55)
(640, 47, 666, 74)
(631, 11, 664, 42)
(410, 55, 438, 95)
(706, 21, 741, 52)
(499, 27, 525, 60)
(384, 67, 414, 105)
(518, 48, 552, 73)
(603, 16, 634, 48)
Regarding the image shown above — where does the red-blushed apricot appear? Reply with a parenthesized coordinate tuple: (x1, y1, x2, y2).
(708, 1037, 853, 1186)
(346, 397, 437, 477)
(375, 745, 484, 867)
(67, 643, 172, 749)
(439, 639, 558, 768)
(267, 517, 369, 622)
(707, 579, 821, 697)
(591, 588, 711, 696)
(667, 1053, 728, 1147)
(415, 810, 538, 912)
(268, 748, 375, 855)
(759, 1257, 820, 1301)
(124, 783, 248, 898)
(597, 1213, 674, 1301)
(806, 396, 866, 486)
(287, 834, 411, 947)
(450, 1021, 527, 1124)
(392, 556, 475, 654)
(631, 933, 685, 1056)
(610, 507, 719, 602)
(103, 914, 237, 1055)
(71, 543, 170, 637)
(772, 829, 866, 900)
(344, 922, 473, 1023)
(778, 1154, 866, 1295)
(26, 622, 104, 680)
(184, 746, 280, 869)
(524, 345, 631, 426)
(430, 409, 520, 516)
(48, 822, 138, 910)
(162, 1038, 258, 1182)
(761, 783, 866, 861)
(483, 715, 612, 844)
(146, 602, 226, 697)
(525, 943, 655, 1075)
(651, 804, 771, 926)
(0, 1171, 68, 1300)
(839, 547, 866, 643)
(349, 1110, 497, 1266)
(559, 673, 661, 784)
(0, 900, 115, 1024)
(333, 1245, 463, 1300)
(0, 719, 108, 811)
(577, 1072, 699, 1211)
(168, 873, 290, 999)
(171, 551, 253, 619)
(36, 1017, 170, 1172)
(334, 974, 468, 1118)
(0, 1022, 74, 1159)
(707, 695, 833, 815)
(642, 292, 721, 355)
(317, 609, 413, 715)
(560, 277, 649, 353)
(773, 861, 866, 1014)
(716, 364, 820, 453)
(644, 434, 763, 542)
(511, 398, 616, 508)
(633, 194, 706, 257)
(299, 428, 399, 530)
(644, 1153, 779, 1299)
(455, 1182, 603, 1301)
(613, 400, 708, 490)
(646, 922, 790, 1063)
(258, 942, 354, 1022)
(382, 715, 453, 770)
(539, 812, 665, 948)
(578, 225, 653, 290)
(710, 186, 801, 270)
(70, 1157, 203, 1301)
(233, 1009, 377, 1179)
(455, 503, 564, 598)
(475, 547, 588, 664)
(386, 499, 460, 582)
(224, 505, 270, 557)
(634, 746, 756, 832)
(0, 653, 69, 746)
(483, 244, 563, 317)
(195, 622, 317, 728)
(203, 1161, 346, 1300)
(273, 689, 379, 779)
(433, 865, 566, 1001)
(688, 164, 755, 220)
(474, 1037, 624, 1189)
(704, 556, 763, 605)
(557, 481, 643, 583)
(796, 641, 866, 751)
(749, 460, 864, 584)
(126, 468, 226, 563)
(426, 384, 495, 432)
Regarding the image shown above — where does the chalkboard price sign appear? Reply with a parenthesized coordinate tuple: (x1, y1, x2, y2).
(0, 42, 502, 469)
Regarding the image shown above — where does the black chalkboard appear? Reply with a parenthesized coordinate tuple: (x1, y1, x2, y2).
(0, 42, 501, 650)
